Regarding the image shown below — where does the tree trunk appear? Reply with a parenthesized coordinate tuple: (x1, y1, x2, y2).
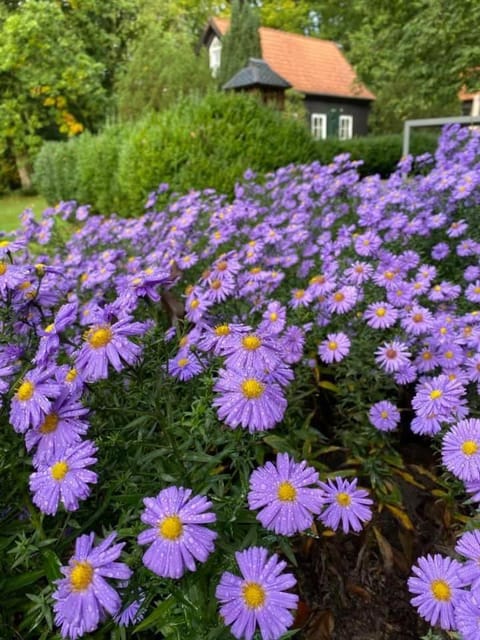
(15, 153, 33, 191)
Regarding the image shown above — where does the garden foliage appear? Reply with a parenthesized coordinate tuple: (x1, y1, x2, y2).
(33, 92, 438, 217)
(2, 125, 480, 639)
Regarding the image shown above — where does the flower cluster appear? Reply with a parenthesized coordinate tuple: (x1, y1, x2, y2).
(408, 530, 480, 637)
(3, 124, 480, 639)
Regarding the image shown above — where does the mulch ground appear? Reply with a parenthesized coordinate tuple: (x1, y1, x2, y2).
(293, 439, 461, 640)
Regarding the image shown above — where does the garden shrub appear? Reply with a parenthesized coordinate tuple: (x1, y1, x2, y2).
(314, 131, 439, 177)
(34, 92, 319, 216)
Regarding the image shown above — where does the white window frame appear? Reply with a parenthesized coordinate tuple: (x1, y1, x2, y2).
(311, 113, 327, 140)
(339, 115, 353, 140)
(209, 36, 222, 77)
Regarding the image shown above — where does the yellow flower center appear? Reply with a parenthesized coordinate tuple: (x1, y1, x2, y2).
(0, 240, 9, 248)
(190, 299, 200, 309)
(462, 440, 478, 456)
(444, 350, 454, 359)
(430, 389, 442, 400)
(334, 292, 345, 302)
(45, 323, 55, 333)
(215, 325, 230, 337)
(51, 461, 69, 481)
(336, 492, 352, 507)
(241, 379, 264, 399)
(216, 261, 228, 271)
(177, 358, 189, 368)
(310, 275, 326, 284)
(159, 515, 183, 541)
(66, 368, 77, 382)
(294, 289, 305, 299)
(277, 481, 297, 502)
(35, 263, 46, 275)
(384, 271, 394, 280)
(0, 262, 7, 276)
(40, 413, 59, 434)
(242, 335, 261, 350)
(17, 380, 35, 402)
(269, 312, 278, 321)
(87, 325, 112, 349)
(422, 351, 432, 360)
(211, 279, 222, 290)
(328, 341, 338, 351)
(242, 582, 266, 609)
(380, 410, 389, 419)
(70, 561, 94, 592)
(430, 579, 451, 602)
(375, 307, 386, 317)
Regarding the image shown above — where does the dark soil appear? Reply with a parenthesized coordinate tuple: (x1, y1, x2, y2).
(293, 444, 462, 640)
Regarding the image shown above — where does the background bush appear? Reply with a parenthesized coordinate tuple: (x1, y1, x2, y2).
(33, 92, 439, 216)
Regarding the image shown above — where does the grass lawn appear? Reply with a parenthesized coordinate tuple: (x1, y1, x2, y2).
(0, 192, 48, 232)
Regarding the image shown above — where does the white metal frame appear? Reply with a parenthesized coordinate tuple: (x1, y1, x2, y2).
(402, 115, 480, 156)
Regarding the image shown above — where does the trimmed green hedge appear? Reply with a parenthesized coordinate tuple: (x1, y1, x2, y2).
(33, 92, 440, 216)
(314, 132, 438, 178)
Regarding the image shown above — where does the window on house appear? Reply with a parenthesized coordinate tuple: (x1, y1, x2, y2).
(311, 113, 327, 140)
(338, 115, 353, 140)
(209, 37, 222, 77)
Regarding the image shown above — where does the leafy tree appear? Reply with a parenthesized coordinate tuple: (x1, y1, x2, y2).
(254, 0, 319, 34)
(116, 26, 215, 121)
(316, 0, 480, 132)
(0, 0, 139, 189)
(0, 0, 108, 188)
(217, 0, 261, 86)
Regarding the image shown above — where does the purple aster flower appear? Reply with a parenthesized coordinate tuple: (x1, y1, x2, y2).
(369, 400, 400, 432)
(363, 302, 398, 329)
(412, 374, 465, 420)
(167, 350, 203, 381)
(138, 486, 217, 579)
(431, 242, 450, 260)
(114, 594, 145, 627)
(213, 368, 287, 432)
(10, 367, 62, 433)
(455, 591, 480, 640)
(33, 301, 78, 366)
(410, 413, 443, 437)
(25, 388, 90, 461)
(401, 305, 433, 336)
(318, 477, 372, 534)
(75, 317, 149, 382)
(53, 531, 132, 639)
(375, 341, 411, 374)
(464, 265, 480, 282)
(408, 554, 465, 630)
(29, 440, 97, 515)
(318, 332, 351, 364)
(280, 326, 305, 364)
(223, 331, 281, 373)
(216, 546, 298, 640)
(344, 261, 373, 285)
(327, 285, 358, 314)
(247, 453, 324, 536)
(0, 260, 29, 297)
(442, 418, 480, 482)
(447, 219, 468, 238)
(455, 530, 480, 590)
(465, 281, 480, 303)
(259, 301, 286, 335)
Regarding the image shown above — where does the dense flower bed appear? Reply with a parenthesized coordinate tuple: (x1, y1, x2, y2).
(1, 124, 480, 639)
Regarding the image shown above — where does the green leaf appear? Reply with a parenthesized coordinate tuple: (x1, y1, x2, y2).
(133, 597, 175, 633)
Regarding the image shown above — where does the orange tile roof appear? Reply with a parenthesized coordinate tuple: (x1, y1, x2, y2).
(211, 17, 375, 101)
